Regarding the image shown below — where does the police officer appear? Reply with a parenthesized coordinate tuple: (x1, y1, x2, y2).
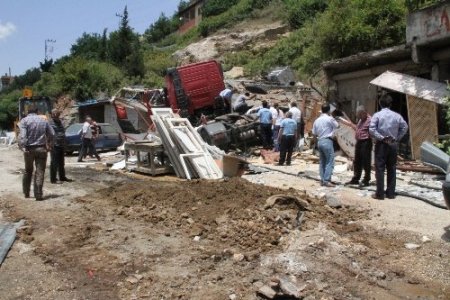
(277, 112, 297, 166)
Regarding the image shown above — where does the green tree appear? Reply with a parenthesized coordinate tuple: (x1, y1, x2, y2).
(70, 32, 103, 60)
(202, 0, 239, 17)
(144, 13, 179, 44)
(39, 59, 53, 72)
(283, 0, 328, 29)
(0, 90, 21, 129)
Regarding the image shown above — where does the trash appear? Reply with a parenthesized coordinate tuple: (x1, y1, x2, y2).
(111, 159, 126, 170)
(404, 243, 421, 250)
(0, 220, 25, 266)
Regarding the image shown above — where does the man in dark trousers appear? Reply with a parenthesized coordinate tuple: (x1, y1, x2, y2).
(19, 106, 55, 200)
(369, 94, 408, 200)
(277, 112, 297, 166)
(342, 106, 372, 187)
(78, 116, 100, 162)
(49, 109, 71, 183)
(257, 100, 273, 149)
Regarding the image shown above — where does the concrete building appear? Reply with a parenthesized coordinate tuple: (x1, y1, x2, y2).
(0, 73, 14, 91)
(322, 1, 450, 159)
(178, 0, 206, 34)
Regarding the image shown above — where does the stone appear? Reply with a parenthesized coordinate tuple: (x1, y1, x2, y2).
(181, 213, 189, 218)
(229, 293, 237, 300)
(126, 276, 139, 284)
(257, 285, 277, 299)
(193, 236, 201, 242)
(326, 195, 342, 208)
(404, 243, 421, 250)
(224, 67, 244, 79)
(421, 236, 432, 243)
(279, 276, 305, 298)
(233, 253, 245, 262)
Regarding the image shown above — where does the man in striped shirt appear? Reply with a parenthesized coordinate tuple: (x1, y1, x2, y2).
(343, 106, 372, 187)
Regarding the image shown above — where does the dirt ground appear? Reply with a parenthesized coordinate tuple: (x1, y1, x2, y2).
(0, 146, 449, 300)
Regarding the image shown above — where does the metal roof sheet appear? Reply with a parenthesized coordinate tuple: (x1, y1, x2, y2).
(370, 71, 448, 104)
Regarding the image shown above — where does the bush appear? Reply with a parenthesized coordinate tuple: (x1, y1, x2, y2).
(202, 0, 239, 17)
(0, 90, 21, 129)
(283, 0, 328, 29)
(198, 0, 274, 37)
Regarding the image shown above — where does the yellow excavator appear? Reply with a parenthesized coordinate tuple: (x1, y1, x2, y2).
(15, 88, 53, 138)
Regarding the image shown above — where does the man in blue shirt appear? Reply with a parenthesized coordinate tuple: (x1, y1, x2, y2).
(277, 112, 297, 166)
(257, 100, 273, 149)
(369, 94, 408, 200)
(312, 104, 339, 187)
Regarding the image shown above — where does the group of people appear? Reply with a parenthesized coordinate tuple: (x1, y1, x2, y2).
(18, 110, 102, 200)
(312, 94, 408, 200)
(257, 100, 304, 166)
(18, 108, 71, 200)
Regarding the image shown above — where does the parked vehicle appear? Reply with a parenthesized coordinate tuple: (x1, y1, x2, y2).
(65, 123, 122, 155)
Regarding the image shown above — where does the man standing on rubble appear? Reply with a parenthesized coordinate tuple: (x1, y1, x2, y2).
(340, 106, 372, 187)
(258, 100, 273, 149)
(312, 104, 339, 187)
(369, 94, 408, 200)
(19, 106, 55, 200)
(278, 112, 297, 166)
(49, 109, 72, 184)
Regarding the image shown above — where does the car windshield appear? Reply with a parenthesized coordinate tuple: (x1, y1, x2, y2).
(66, 124, 83, 135)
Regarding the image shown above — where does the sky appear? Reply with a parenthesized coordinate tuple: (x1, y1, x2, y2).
(0, 0, 180, 76)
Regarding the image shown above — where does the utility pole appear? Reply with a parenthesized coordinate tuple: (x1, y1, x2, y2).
(44, 39, 56, 61)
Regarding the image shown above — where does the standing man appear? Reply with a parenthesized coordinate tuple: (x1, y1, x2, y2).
(257, 100, 273, 149)
(312, 104, 339, 187)
(19, 106, 55, 200)
(77, 116, 100, 162)
(278, 112, 297, 166)
(271, 102, 284, 151)
(49, 109, 71, 183)
(341, 106, 372, 187)
(369, 94, 408, 200)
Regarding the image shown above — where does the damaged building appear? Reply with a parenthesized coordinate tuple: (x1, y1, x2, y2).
(323, 1, 450, 159)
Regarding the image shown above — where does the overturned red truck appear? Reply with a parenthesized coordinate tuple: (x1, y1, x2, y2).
(112, 60, 259, 150)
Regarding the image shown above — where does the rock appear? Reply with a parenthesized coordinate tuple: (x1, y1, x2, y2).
(326, 195, 342, 208)
(229, 293, 237, 300)
(224, 67, 244, 79)
(257, 285, 277, 299)
(126, 276, 139, 284)
(252, 281, 264, 290)
(404, 243, 421, 250)
(193, 236, 201, 242)
(189, 225, 204, 237)
(421, 236, 432, 243)
(279, 277, 304, 298)
(181, 213, 189, 218)
(233, 253, 245, 262)
(265, 194, 309, 210)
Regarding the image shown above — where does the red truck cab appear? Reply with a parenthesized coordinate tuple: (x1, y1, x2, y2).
(165, 60, 226, 119)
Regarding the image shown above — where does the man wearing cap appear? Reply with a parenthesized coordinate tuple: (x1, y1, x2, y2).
(312, 104, 339, 187)
(369, 94, 408, 200)
(19, 107, 55, 200)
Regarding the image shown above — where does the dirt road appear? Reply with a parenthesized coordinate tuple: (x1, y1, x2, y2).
(0, 146, 449, 299)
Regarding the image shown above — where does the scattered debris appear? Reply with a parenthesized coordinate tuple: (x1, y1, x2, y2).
(404, 243, 421, 250)
(0, 220, 24, 266)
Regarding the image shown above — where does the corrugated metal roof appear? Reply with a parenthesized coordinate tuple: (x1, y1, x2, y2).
(370, 71, 448, 104)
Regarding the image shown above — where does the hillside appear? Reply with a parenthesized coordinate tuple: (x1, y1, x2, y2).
(0, 0, 408, 129)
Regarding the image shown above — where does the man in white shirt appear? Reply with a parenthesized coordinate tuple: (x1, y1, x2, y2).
(312, 104, 339, 187)
(288, 102, 304, 147)
(77, 116, 100, 162)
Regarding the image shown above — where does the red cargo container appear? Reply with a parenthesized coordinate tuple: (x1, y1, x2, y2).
(165, 60, 225, 118)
